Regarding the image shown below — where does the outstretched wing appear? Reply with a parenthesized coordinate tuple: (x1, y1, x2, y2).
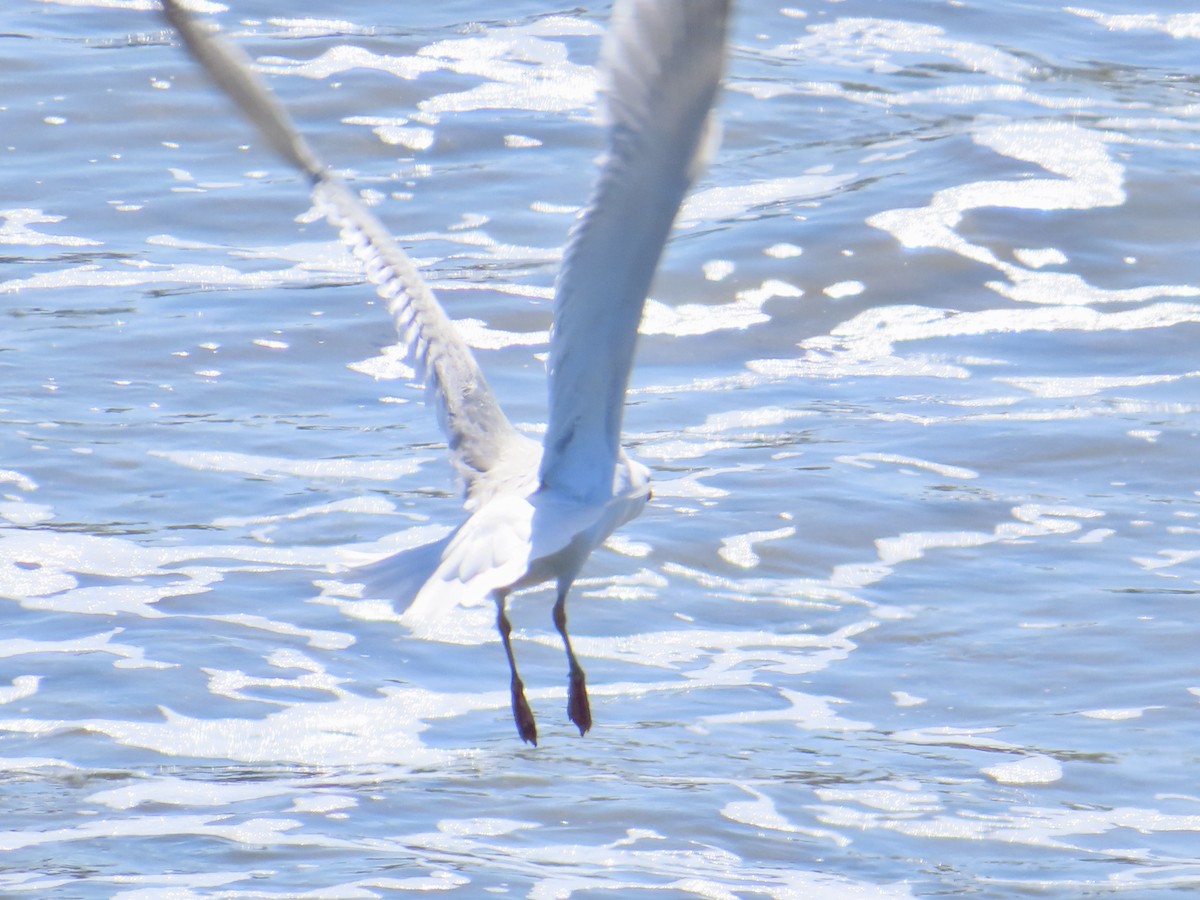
(538, 0, 731, 500)
(161, 1, 534, 503)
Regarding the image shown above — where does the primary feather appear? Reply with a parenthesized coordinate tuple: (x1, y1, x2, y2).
(541, 0, 731, 501)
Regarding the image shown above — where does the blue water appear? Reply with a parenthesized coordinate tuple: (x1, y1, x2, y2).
(3, 0, 1200, 896)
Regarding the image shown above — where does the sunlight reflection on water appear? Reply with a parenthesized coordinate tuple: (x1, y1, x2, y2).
(2, 0, 1200, 896)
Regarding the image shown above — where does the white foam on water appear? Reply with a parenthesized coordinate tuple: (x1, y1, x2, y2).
(825, 800, 1200, 851)
(266, 17, 376, 39)
(0, 261, 326, 295)
(749, 301, 1200, 387)
(688, 406, 815, 434)
(0, 629, 173, 671)
(982, 755, 1063, 785)
(703, 687, 873, 732)
(773, 17, 1031, 81)
(718, 526, 796, 568)
(256, 44, 440, 82)
(148, 449, 423, 481)
(824, 280, 864, 299)
(0, 675, 40, 705)
(836, 453, 978, 481)
(679, 174, 854, 225)
(87, 777, 294, 811)
(449, 317, 548, 350)
(205, 614, 354, 652)
(702, 259, 735, 281)
(1066, 8, 1200, 39)
(0, 208, 101, 249)
(721, 785, 851, 846)
(289, 793, 357, 815)
(874, 504, 1104, 567)
(816, 783, 942, 815)
(765, 242, 803, 258)
(212, 495, 396, 529)
(0, 501, 55, 527)
(505, 134, 543, 149)
(416, 813, 918, 900)
(0, 682, 472, 767)
(641, 279, 799, 337)
(998, 373, 1194, 399)
(414, 32, 598, 117)
(868, 121, 1200, 313)
(258, 19, 602, 121)
(1078, 706, 1161, 720)
(1132, 549, 1200, 572)
(1014, 247, 1069, 269)
(0, 470, 38, 492)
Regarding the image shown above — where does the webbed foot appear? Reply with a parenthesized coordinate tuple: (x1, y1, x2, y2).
(567, 666, 592, 736)
(511, 675, 538, 745)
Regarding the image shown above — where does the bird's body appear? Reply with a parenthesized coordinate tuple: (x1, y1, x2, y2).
(162, 0, 730, 743)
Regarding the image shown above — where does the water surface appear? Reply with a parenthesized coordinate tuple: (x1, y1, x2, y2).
(3, 0, 1200, 896)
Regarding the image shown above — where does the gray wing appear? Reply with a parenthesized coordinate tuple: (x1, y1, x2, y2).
(537, 0, 731, 500)
(161, 1, 532, 503)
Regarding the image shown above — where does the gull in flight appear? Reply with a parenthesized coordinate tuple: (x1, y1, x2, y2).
(161, 0, 730, 744)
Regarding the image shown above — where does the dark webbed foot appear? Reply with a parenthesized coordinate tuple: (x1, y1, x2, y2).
(510, 675, 538, 745)
(567, 665, 592, 736)
(554, 586, 592, 736)
(498, 592, 538, 745)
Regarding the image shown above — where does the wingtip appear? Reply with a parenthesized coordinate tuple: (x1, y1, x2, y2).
(159, 0, 325, 179)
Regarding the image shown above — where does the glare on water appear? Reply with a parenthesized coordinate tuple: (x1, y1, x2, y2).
(2, 0, 1200, 896)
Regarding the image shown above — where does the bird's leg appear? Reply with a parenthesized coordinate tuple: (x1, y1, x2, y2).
(496, 593, 537, 745)
(553, 587, 592, 736)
